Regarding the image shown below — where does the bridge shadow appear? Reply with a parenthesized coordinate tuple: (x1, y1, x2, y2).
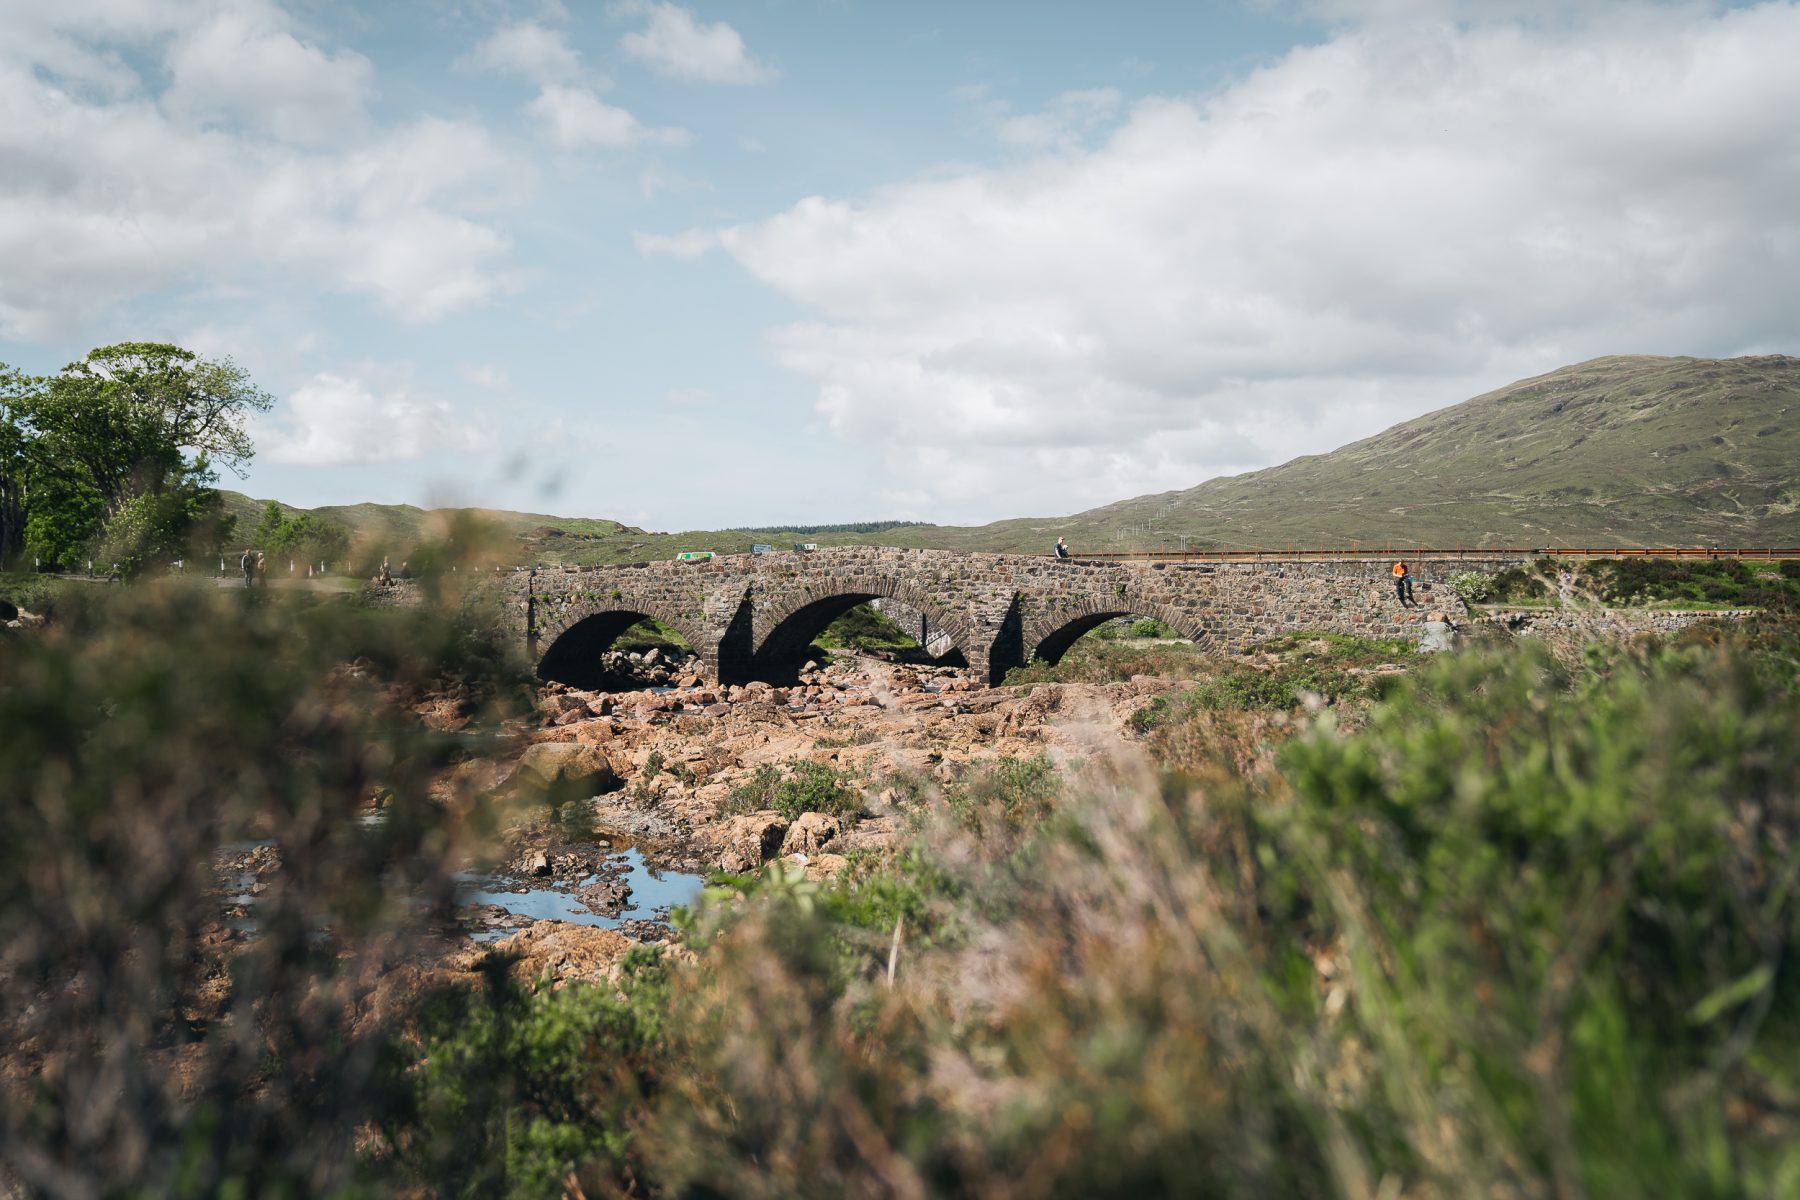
(1032, 611, 1133, 666)
(1024, 609, 1201, 673)
(537, 611, 695, 690)
(752, 595, 967, 685)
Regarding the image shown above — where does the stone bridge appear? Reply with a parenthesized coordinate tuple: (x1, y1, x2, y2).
(507, 547, 1526, 687)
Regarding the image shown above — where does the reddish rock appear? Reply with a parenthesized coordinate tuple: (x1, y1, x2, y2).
(712, 814, 790, 873)
(487, 923, 636, 990)
(508, 742, 619, 797)
(781, 812, 842, 856)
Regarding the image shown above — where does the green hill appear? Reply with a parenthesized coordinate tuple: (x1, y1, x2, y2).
(229, 354, 1799, 566)
(861, 353, 1800, 555)
(1021, 354, 1800, 552)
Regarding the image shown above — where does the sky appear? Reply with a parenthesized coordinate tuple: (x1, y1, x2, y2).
(1, 0, 1796, 531)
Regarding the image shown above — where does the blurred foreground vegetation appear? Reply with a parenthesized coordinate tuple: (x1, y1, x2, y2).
(3, 575, 1798, 1197)
(1451, 556, 1800, 610)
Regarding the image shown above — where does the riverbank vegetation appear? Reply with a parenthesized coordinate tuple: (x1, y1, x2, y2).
(1452, 556, 1800, 610)
(3, 575, 1796, 1196)
(418, 621, 1800, 1198)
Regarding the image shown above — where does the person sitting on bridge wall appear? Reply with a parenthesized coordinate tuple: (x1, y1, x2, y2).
(1392, 560, 1416, 606)
(1054, 537, 1071, 560)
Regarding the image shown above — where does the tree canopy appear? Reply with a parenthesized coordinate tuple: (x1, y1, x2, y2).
(0, 343, 272, 573)
(251, 500, 350, 564)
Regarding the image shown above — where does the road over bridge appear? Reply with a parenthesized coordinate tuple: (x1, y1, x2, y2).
(509, 547, 1527, 687)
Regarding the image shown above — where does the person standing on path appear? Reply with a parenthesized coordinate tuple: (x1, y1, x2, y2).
(240, 548, 255, 588)
(1392, 560, 1416, 606)
(1054, 537, 1071, 560)
(256, 551, 267, 587)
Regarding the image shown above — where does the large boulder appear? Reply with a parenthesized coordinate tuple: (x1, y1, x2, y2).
(489, 922, 636, 990)
(799, 852, 852, 882)
(780, 812, 842, 857)
(712, 813, 790, 873)
(508, 742, 619, 799)
(1419, 615, 1458, 653)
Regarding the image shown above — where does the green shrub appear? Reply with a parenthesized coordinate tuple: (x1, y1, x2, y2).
(721, 762, 781, 815)
(0, 570, 73, 615)
(1270, 639, 1800, 1195)
(942, 754, 1061, 837)
(721, 760, 862, 820)
(1003, 637, 1213, 684)
(633, 632, 1800, 1198)
(1447, 568, 1494, 602)
(1093, 616, 1179, 640)
(1488, 563, 1551, 602)
(1579, 556, 1800, 609)
(1135, 662, 1399, 728)
(384, 948, 672, 1198)
(772, 761, 861, 821)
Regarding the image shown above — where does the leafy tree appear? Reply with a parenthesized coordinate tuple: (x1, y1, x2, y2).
(38, 341, 271, 503)
(20, 469, 104, 571)
(251, 499, 351, 566)
(0, 343, 272, 573)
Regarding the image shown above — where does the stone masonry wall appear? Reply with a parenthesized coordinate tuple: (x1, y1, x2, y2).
(507, 549, 1526, 685)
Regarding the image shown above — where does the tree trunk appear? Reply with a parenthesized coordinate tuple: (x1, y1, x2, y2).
(0, 474, 21, 568)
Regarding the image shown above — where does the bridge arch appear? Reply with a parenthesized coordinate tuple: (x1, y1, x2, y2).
(535, 594, 712, 689)
(1022, 593, 1216, 669)
(750, 579, 976, 681)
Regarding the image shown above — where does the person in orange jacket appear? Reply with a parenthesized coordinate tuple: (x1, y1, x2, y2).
(1392, 560, 1415, 606)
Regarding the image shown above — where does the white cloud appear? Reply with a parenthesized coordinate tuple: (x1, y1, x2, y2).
(994, 87, 1122, 149)
(633, 227, 717, 259)
(459, 363, 513, 391)
(0, 6, 530, 338)
(525, 84, 689, 150)
(1276, 0, 1599, 24)
(162, 6, 374, 144)
(260, 369, 491, 465)
(683, 3, 1800, 519)
(459, 17, 683, 155)
(616, 1, 775, 85)
(458, 20, 582, 85)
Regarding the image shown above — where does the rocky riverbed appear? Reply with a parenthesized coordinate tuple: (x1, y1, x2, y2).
(497, 652, 1196, 876)
(206, 605, 1749, 987)
(200, 651, 1205, 986)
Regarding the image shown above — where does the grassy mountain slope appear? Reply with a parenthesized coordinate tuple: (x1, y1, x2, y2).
(872, 353, 1800, 555)
(229, 354, 1799, 566)
(1031, 354, 1800, 551)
